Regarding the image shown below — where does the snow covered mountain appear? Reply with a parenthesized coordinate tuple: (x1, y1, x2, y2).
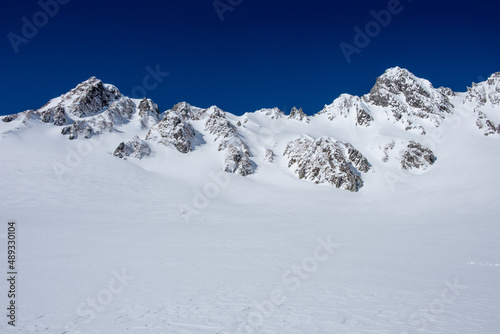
(1, 67, 500, 334)
(2, 67, 499, 191)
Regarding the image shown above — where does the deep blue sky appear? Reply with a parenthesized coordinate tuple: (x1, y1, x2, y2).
(1, 0, 499, 116)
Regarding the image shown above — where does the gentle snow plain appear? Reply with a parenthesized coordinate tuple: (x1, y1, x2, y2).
(0, 98, 499, 334)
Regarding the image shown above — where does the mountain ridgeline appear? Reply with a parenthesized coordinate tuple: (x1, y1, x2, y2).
(2, 67, 499, 192)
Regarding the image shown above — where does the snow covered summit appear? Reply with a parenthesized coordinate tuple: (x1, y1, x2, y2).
(2, 67, 499, 191)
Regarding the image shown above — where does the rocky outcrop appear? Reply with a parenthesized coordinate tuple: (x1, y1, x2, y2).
(60, 77, 122, 118)
(365, 67, 453, 128)
(378, 140, 436, 170)
(205, 107, 255, 176)
(113, 136, 151, 159)
(400, 141, 436, 170)
(60, 98, 136, 140)
(138, 98, 160, 129)
(146, 111, 196, 153)
(40, 106, 68, 126)
(316, 94, 373, 127)
(205, 107, 237, 142)
(256, 107, 284, 120)
(2, 110, 35, 124)
(170, 102, 207, 121)
(283, 137, 370, 192)
(464, 73, 500, 136)
(264, 149, 274, 163)
(288, 107, 309, 123)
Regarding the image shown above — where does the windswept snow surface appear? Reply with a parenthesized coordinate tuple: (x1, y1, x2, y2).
(1, 73, 500, 333)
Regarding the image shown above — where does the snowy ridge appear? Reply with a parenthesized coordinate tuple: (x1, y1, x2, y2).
(1, 67, 500, 191)
(1, 67, 500, 334)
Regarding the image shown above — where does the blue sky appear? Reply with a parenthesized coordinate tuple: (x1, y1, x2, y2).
(1, 0, 499, 116)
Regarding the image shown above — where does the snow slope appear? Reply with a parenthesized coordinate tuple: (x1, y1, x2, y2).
(0, 68, 499, 334)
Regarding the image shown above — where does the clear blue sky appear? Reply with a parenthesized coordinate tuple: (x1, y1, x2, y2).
(1, 0, 499, 116)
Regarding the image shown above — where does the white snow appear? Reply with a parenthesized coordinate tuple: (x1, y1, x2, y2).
(0, 71, 499, 334)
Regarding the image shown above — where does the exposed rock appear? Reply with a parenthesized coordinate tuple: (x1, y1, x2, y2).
(205, 107, 255, 175)
(365, 67, 453, 128)
(401, 141, 437, 170)
(288, 107, 310, 123)
(114, 136, 151, 159)
(223, 140, 254, 176)
(138, 98, 160, 129)
(464, 73, 500, 135)
(146, 111, 196, 153)
(438, 87, 455, 97)
(2, 115, 17, 123)
(317, 94, 373, 127)
(205, 107, 237, 142)
(264, 149, 274, 163)
(475, 111, 499, 136)
(40, 106, 68, 126)
(61, 121, 93, 140)
(256, 107, 284, 120)
(60, 98, 136, 140)
(60, 77, 121, 118)
(283, 137, 370, 192)
(171, 102, 207, 121)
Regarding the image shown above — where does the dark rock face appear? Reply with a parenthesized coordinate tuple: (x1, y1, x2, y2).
(113, 136, 151, 159)
(146, 111, 196, 153)
(264, 149, 274, 163)
(465, 73, 500, 136)
(40, 106, 68, 126)
(365, 67, 453, 127)
(61, 121, 93, 140)
(171, 102, 207, 121)
(288, 107, 309, 122)
(60, 98, 136, 140)
(63, 77, 121, 118)
(257, 107, 284, 120)
(283, 137, 370, 192)
(317, 94, 373, 127)
(2, 115, 17, 123)
(401, 141, 436, 170)
(356, 107, 373, 127)
(138, 98, 160, 129)
(223, 144, 254, 176)
(205, 107, 255, 176)
(205, 108, 237, 141)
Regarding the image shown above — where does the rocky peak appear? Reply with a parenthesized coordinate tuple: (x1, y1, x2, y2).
(365, 67, 453, 127)
(256, 107, 284, 120)
(138, 98, 159, 115)
(138, 98, 160, 129)
(204, 107, 255, 176)
(205, 107, 237, 141)
(465, 72, 500, 107)
(171, 102, 207, 121)
(317, 94, 373, 127)
(464, 73, 500, 136)
(283, 137, 370, 192)
(288, 107, 309, 123)
(146, 110, 196, 153)
(59, 77, 122, 118)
